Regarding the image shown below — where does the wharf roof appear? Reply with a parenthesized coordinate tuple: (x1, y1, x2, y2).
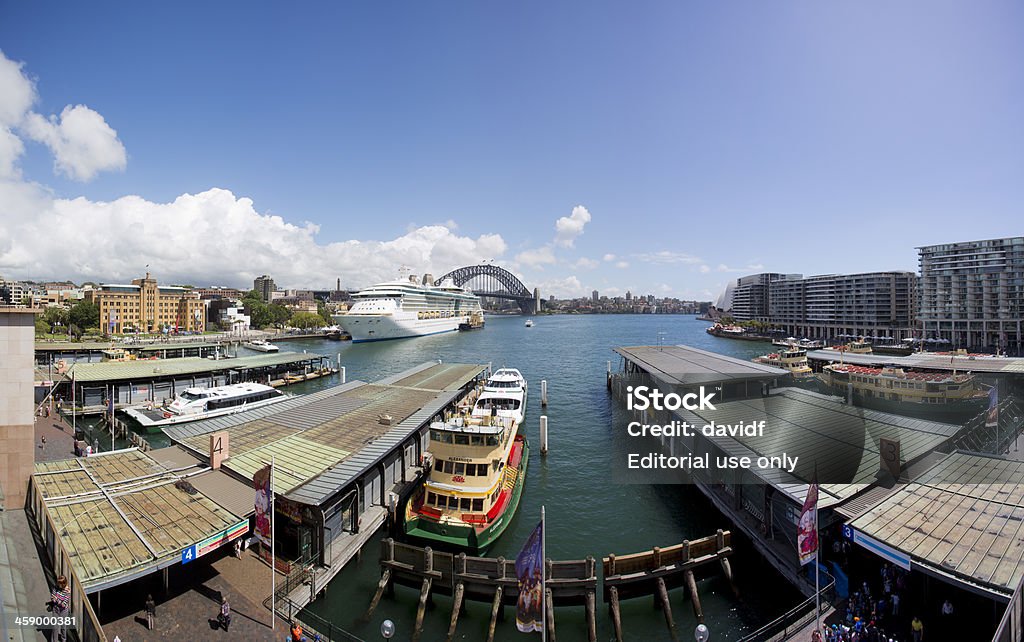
(615, 345, 788, 386)
(675, 387, 960, 508)
(825, 364, 971, 382)
(806, 350, 1024, 374)
(65, 353, 325, 383)
(163, 362, 487, 506)
(32, 448, 245, 593)
(849, 451, 1024, 597)
(36, 341, 222, 352)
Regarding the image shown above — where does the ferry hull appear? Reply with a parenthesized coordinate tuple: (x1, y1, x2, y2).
(404, 439, 530, 555)
(336, 313, 471, 343)
(817, 381, 988, 422)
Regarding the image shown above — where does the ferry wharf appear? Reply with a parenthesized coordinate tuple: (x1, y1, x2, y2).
(34, 339, 229, 366)
(804, 348, 1024, 376)
(609, 345, 1024, 640)
(50, 352, 336, 414)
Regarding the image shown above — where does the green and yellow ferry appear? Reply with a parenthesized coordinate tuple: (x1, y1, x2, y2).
(404, 369, 529, 554)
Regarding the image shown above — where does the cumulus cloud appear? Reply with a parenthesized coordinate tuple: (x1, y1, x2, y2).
(717, 263, 765, 273)
(537, 275, 588, 298)
(634, 250, 703, 265)
(0, 127, 24, 178)
(573, 257, 599, 270)
(515, 246, 557, 269)
(554, 205, 591, 248)
(24, 105, 127, 181)
(615, 261, 630, 269)
(699, 264, 711, 274)
(602, 253, 616, 262)
(0, 51, 35, 127)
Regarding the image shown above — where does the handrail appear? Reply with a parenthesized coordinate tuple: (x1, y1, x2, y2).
(738, 569, 836, 642)
(993, 574, 1024, 642)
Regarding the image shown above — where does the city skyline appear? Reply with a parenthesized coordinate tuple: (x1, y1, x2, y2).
(1, 3, 1022, 299)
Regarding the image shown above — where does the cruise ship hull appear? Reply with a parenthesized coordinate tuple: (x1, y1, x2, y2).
(335, 313, 471, 343)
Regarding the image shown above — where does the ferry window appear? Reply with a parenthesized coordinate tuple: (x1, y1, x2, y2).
(478, 464, 488, 476)
(460, 498, 471, 510)
(455, 434, 470, 446)
(472, 499, 484, 511)
(454, 463, 465, 476)
(427, 492, 436, 505)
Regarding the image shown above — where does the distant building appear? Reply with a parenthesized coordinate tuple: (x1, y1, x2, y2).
(592, 290, 599, 303)
(86, 272, 205, 333)
(0, 276, 27, 306)
(254, 274, 276, 302)
(918, 237, 1024, 352)
(625, 291, 632, 302)
(195, 286, 245, 300)
(731, 273, 792, 322)
(768, 272, 916, 340)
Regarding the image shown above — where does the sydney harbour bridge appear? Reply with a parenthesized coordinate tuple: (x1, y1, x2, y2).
(436, 264, 540, 315)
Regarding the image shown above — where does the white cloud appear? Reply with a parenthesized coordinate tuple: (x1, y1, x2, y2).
(573, 257, 599, 270)
(717, 263, 765, 273)
(615, 261, 630, 269)
(537, 275, 587, 298)
(554, 205, 591, 248)
(698, 264, 711, 274)
(515, 246, 557, 268)
(0, 127, 24, 178)
(602, 253, 616, 262)
(634, 251, 702, 265)
(0, 51, 36, 127)
(24, 105, 127, 181)
(658, 283, 672, 293)
(443, 219, 459, 231)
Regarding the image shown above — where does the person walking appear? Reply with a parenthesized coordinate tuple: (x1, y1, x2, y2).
(911, 614, 924, 641)
(291, 620, 304, 641)
(218, 595, 231, 632)
(49, 575, 70, 642)
(145, 594, 155, 630)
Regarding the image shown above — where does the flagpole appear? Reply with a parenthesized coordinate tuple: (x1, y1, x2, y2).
(814, 499, 820, 636)
(72, 370, 76, 437)
(271, 455, 276, 633)
(108, 384, 114, 452)
(541, 504, 547, 642)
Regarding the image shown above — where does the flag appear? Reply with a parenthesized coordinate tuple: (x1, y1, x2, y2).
(253, 464, 272, 546)
(985, 387, 999, 429)
(797, 480, 818, 565)
(514, 520, 544, 633)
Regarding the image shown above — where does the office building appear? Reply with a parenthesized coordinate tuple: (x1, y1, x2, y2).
(254, 275, 276, 302)
(918, 237, 1024, 352)
(86, 273, 205, 334)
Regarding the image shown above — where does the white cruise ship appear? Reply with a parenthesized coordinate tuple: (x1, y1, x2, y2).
(334, 273, 482, 342)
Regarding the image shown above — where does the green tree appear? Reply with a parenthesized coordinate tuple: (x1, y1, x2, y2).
(69, 300, 100, 330)
(317, 301, 333, 325)
(34, 318, 49, 335)
(268, 304, 292, 328)
(291, 311, 323, 329)
(245, 300, 270, 329)
(43, 307, 70, 333)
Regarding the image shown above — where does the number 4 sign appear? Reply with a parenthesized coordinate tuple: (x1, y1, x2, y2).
(181, 544, 197, 565)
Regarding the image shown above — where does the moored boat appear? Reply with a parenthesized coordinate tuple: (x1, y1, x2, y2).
(818, 364, 989, 421)
(753, 346, 814, 378)
(122, 382, 288, 431)
(244, 339, 280, 352)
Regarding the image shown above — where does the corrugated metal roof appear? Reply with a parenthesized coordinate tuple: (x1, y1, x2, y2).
(615, 345, 788, 385)
(850, 451, 1024, 596)
(189, 469, 257, 517)
(66, 353, 326, 382)
(806, 350, 1024, 374)
(832, 451, 950, 520)
(147, 446, 204, 470)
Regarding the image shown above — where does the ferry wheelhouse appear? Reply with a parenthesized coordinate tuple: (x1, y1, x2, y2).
(471, 368, 528, 425)
(122, 382, 288, 431)
(334, 274, 483, 343)
(819, 364, 989, 421)
(753, 346, 813, 377)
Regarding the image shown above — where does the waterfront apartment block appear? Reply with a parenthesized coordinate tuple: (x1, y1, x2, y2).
(254, 274, 276, 302)
(86, 272, 205, 333)
(918, 237, 1024, 353)
(768, 271, 916, 340)
(730, 273, 795, 322)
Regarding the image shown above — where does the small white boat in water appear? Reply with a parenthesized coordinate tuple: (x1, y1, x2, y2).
(123, 382, 289, 429)
(244, 339, 280, 352)
(524, 319, 534, 327)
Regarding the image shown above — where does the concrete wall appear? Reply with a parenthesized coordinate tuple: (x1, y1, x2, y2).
(0, 309, 38, 509)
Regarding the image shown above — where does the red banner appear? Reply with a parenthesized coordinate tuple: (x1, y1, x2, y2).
(797, 481, 818, 566)
(253, 464, 272, 546)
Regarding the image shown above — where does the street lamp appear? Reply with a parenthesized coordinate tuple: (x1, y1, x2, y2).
(380, 619, 395, 639)
(695, 623, 710, 642)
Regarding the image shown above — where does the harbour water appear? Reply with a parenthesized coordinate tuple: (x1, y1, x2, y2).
(99, 315, 796, 639)
(271, 314, 796, 641)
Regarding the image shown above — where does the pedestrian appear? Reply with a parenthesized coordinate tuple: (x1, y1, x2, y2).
(891, 592, 900, 616)
(218, 596, 231, 632)
(145, 594, 155, 630)
(49, 575, 70, 642)
(291, 620, 303, 642)
(911, 615, 924, 642)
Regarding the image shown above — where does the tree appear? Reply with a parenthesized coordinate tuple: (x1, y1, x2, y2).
(43, 307, 70, 333)
(267, 304, 292, 328)
(317, 301, 333, 325)
(291, 312, 323, 330)
(69, 300, 100, 331)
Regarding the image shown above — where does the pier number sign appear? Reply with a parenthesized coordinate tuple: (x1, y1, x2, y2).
(181, 544, 197, 565)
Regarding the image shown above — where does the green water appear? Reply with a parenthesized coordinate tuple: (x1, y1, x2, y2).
(259, 315, 798, 641)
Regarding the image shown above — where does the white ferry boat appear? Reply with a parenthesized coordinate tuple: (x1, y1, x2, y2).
(243, 339, 279, 352)
(123, 382, 288, 430)
(334, 274, 482, 343)
(470, 368, 528, 425)
(524, 319, 534, 327)
(753, 346, 813, 378)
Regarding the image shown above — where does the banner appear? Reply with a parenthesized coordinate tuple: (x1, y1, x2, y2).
(253, 464, 272, 546)
(797, 481, 818, 565)
(985, 386, 999, 429)
(515, 520, 544, 633)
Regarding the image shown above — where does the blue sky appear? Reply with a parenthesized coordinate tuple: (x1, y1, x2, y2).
(1, 2, 1021, 299)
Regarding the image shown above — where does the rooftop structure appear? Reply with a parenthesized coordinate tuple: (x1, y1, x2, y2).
(805, 349, 1024, 374)
(614, 345, 788, 387)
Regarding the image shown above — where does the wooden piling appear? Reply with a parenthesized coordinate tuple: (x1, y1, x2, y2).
(540, 415, 549, 455)
(545, 587, 556, 642)
(656, 577, 678, 641)
(412, 577, 433, 642)
(486, 586, 503, 642)
(684, 569, 703, 623)
(608, 586, 623, 642)
(445, 582, 464, 642)
(585, 590, 597, 642)
(362, 568, 391, 621)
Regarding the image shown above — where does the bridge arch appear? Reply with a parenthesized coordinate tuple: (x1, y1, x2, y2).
(436, 264, 537, 314)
